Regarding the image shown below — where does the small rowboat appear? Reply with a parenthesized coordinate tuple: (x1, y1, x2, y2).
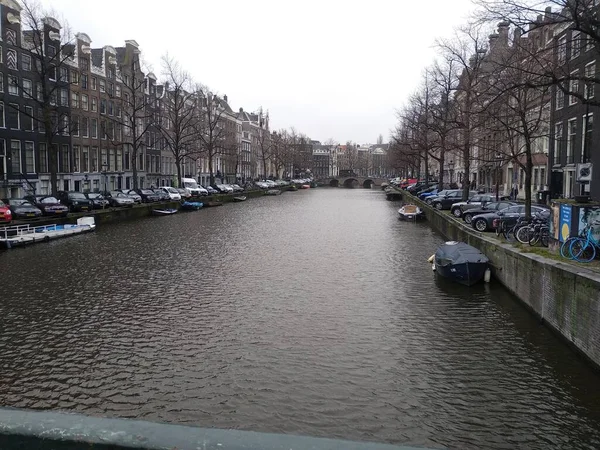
(152, 208, 178, 216)
(398, 204, 424, 220)
(300, 184, 310, 189)
(204, 201, 223, 207)
(233, 196, 247, 202)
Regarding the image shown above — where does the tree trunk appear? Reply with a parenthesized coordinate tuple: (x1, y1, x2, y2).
(48, 137, 58, 197)
(424, 152, 429, 187)
(176, 158, 182, 188)
(132, 147, 139, 190)
(208, 150, 214, 186)
(438, 150, 445, 190)
(462, 141, 471, 201)
(524, 150, 533, 219)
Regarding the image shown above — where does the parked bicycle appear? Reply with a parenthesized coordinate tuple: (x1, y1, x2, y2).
(564, 227, 599, 263)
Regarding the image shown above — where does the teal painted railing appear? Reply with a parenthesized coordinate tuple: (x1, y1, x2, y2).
(0, 408, 441, 449)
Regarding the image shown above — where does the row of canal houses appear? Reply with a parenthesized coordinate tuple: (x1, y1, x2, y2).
(425, 6, 600, 201)
(0, 0, 273, 199)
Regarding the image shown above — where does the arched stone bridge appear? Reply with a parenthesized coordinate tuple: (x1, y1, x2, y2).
(321, 177, 387, 188)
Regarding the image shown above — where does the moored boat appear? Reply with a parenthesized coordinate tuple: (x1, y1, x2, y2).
(0, 216, 96, 249)
(398, 204, 423, 220)
(265, 190, 281, 196)
(300, 184, 310, 189)
(204, 201, 223, 207)
(152, 208, 178, 216)
(233, 196, 247, 202)
(433, 241, 489, 286)
(180, 201, 203, 211)
(287, 185, 298, 192)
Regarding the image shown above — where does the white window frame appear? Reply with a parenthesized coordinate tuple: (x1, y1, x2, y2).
(10, 140, 21, 174)
(0, 102, 4, 128)
(8, 103, 19, 129)
(582, 113, 593, 162)
(571, 31, 581, 59)
(569, 70, 579, 105)
(24, 105, 33, 131)
(24, 141, 35, 173)
(8, 75, 18, 95)
(584, 61, 596, 99)
(22, 78, 32, 97)
(567, 117, 577, 164)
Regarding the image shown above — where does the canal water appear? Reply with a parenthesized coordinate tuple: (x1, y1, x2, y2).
(1, 188, 600, 450)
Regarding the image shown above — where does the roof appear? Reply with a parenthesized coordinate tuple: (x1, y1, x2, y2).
(90, 48, 103, 68)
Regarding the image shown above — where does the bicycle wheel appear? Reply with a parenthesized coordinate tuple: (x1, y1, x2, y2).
(515, 225, 532, 244)
(540, 229, 549, 247)
(570, 238, 596, 263)
(560, 237, 577, 259)
(529, 229, 541, 246)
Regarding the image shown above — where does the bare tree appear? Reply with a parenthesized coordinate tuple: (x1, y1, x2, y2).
(255, 118, 273, 179)
(271, 129, 292, 179)
(194, 89, 237, 186)
(437, 25, 490, 200)
(11, 0, 74, 195)
(111, 42, 155, 190)
(158, 54, 198, 187)
(324, 138, 339, 177)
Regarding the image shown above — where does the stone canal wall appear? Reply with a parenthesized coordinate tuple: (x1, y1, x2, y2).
(401, 191, 600, 370)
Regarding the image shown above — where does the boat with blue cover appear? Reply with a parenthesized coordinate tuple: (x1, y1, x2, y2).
(180, 201, 204, 211)
(433, 241, 489, 286)
(0, 217, 96, 249)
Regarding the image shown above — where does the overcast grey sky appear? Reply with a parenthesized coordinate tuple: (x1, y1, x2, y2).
(40, 0, 475, 144)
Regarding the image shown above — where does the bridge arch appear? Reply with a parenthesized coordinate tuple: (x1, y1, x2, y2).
(329, 179, 339, 187)
(363, 179, 374, 189)
(343, 178, 359, 188)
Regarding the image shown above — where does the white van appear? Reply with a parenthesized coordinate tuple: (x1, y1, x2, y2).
(181, 178, 207, 196)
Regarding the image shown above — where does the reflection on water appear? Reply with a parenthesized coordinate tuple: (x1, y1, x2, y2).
(1, 188, 600, 450)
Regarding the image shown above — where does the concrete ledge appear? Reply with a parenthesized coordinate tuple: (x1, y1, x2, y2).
(401, 190, 600, 370)
(0, 408, 436, 450)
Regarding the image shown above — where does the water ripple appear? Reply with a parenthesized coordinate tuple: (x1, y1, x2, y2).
(1, 189, 600, 449)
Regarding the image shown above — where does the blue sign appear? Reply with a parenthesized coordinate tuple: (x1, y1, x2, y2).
(559, 204, 572, 242)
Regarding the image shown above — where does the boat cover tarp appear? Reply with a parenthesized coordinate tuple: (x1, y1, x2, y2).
(435, 242, 489, 267)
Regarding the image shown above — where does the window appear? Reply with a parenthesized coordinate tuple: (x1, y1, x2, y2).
(39, 143, 48, 173)
(61, 115, 69, 135)
(108, 100, 114, 116)
(80, 94, 88, 110)
(586, 34, 595, 52)
(582, 114, 593, 162)
(91, 118, 98, 138)
(21, 54, 31, 71)
(50, 91, 57, 106)
(101, 120, 106, 139)
(82, 146, 89, 172)
(0, 74, 3, 92)
(571, 31, 581, 59)
(101, 148, 107, 168)
(585, 62, 595, 99)
(36, 83, 43, 101)
(540, 168, 546, 189)
(81, 74, 88, 89)
(533, 168, 539, 190)
(71, 92, 79, 108)
(116, 149, 122, 171)
(80, 58, 89, 71)
(23, 106, 33, 131)
(569, 70, 579, 105)
(60, 89, 68, 106)
(10, 140, 21, 173)
(73, 145, 80, 172)
(91, 77, 97, 90)
(108, 82, 114, 96)
(8, 75, 18, 95)
(100, 99, 106, 114)
(557, 35, 567, 65)
(61, 145, 70, 173)
(21, 78, 32, 98)
(567, 118, 577, 164)
(6, 49, 17, 70)
(24, 142, 35, 173)
(82, 116, 89, 137)
(71, 70, 79, 84)
(0, 103, 3, 128)
(91, 97, 97, 112)
(91, 146, 98, 172)
(116, 85, 121, 97)
(108, 67, 116, 79)
(47, 45, 56, 57)
(72, 115, 79, 136)
(7, 103, 19, 129)
(99, 79, 106, 93)
(554, 122, 563, 165)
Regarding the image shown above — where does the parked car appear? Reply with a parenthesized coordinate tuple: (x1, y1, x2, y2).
(57, 191, 93, 212)
(177, 188, 192, 199)
(85, 192, 110, 209)
(119, 189, 142, 204)
(106, 191, 135, 207)
(431, 191, 478, 210)
(0, 199, 13, 223)
(4, 199, 42, 220)
(471, 204, 549, 232)
(204, 185, 219, 195)
(24, 195, 69, 216)
(213, 184, 233, 194)
(152, 188, 171, 202)
(424, 189, 456, 205)
(461, 201, 518, 225)
(231, 184, 244, 193)
(134, 189, 160, 203)
(160, 187, 182, 201)
(450, 194, 494, 218)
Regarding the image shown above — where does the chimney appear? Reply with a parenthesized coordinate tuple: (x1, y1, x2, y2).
(488, 33, 499, 51)
(224, 94, 228, 103)
(513, 28, 522, 44)
(497, 21, 509, 46)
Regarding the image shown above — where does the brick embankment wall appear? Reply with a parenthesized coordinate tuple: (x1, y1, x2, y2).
(402, 191, 600, 370)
